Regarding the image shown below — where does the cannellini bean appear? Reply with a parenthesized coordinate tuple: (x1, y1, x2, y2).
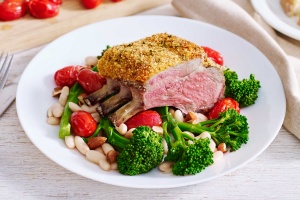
(124, 128, 135, 139)
(51, 103, 64, 118)
(102, 143, 114, 155)
(65, 135, 75, 149)
(94, 146, 105, 154)
(209, 139, 217, 152)
(193, 113, 208, 124)
(110, 162, 118, 170)
(85, 56, 98, 66)
(47, 117, 60, 125)
(174, 109, 184, 122)
(213, 151, 224, 162)
(91, 112, 100, 123)
(75, 136, 90, 155)
(152, 126, 163, 135)
(58, 86, 69, 106)
(86, 150, 106, 164)
(47, 107, 53, 117)
(115, 123, 127, 135)
(99, 159, 111, 171)
(81, 103, 99, 113)
(197, 131, 211, 139)
(159, 161, 173, 174)
(69, 102, 82, 112)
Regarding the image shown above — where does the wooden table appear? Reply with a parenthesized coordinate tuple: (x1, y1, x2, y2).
(1, 3, 300, 200)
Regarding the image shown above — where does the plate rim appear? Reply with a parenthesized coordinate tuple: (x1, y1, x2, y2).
(16, 15, 286, 188)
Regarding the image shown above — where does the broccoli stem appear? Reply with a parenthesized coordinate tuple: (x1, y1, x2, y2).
(99, 117, 130, 151)
(59, 82, 84, 139)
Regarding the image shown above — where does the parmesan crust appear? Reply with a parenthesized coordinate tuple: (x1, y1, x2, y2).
(97, 33, 217, 87)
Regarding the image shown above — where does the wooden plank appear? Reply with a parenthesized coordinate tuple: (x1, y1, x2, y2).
(0, 0, 171, 52)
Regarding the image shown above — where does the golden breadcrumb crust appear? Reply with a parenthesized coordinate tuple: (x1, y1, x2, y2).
(97, 33, 217, 87)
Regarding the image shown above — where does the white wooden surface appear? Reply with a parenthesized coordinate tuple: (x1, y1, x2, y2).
(1, 4, 300, 200)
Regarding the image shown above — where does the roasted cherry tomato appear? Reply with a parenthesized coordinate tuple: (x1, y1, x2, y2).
(202, 46, 224, 66)
(70, 111, 97, 137)
(27, 0, 60, 19)
(125, 110, 162, 130)
(54, 65, 84, 87)
(208, 97, 240, 119)
(0, 0, 27, 21)
(77, 68, 106, 94)
(81, 0, 103, 9)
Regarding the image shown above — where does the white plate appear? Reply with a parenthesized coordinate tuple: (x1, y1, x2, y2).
(251, 0, 300, 40)
(16, 15, 285, 188)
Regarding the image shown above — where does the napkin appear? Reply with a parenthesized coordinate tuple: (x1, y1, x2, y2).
(172, 0, 300, 139)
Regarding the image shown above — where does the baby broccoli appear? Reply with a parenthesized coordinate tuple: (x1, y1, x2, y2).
(178, 108, 249, 152)
(158, 107, 214, 176)
(99, 117, 164, 176)
(223, 68, 261, 107)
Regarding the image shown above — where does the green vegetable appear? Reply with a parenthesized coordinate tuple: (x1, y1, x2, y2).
(157, 107, 214, 176)
(100, 117, 164, 176)
(223, 68, 261, 107)
(59, 82, 84, 139)
(178, 108, 249, 152)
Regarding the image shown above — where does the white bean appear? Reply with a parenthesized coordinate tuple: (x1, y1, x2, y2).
(85, 56, 98, 66)
(124, 128, 135, 139)
(94, 146, 105, 154)
(213, 151, 224, 162)
(193, 113, 208, 124)
(174, 109, 184, 122)
(115, 123, 127, 135)
(47, 107, 53, 117)
(102, 143, 114, 155)
(99, 159, 111, 171)
(81, 103, 99, 113)
(59, 86, 69, 106)
(75, 136, 90, 155)
(65, 135, 75, 149)
(152, 126, 163, 135)
(91, 112, 100, 123)
(197, 131, 211, 140)
(86, 150, 106, 164)
(209, 139, 217, 152)
(110, 162, 118, 170)
(51, 103, 64, 118)
(162, 139, 168, 154)
(159, 161, 173, 174)
(69, 102, 82, 112)
(47, 117, 60, 125)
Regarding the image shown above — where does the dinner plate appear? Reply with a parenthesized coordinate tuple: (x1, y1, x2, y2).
(16, 15, 285, 188)
(251, 0, 300, 40)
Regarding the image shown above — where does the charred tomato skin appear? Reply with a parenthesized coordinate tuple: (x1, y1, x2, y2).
(0, 0, 27, 21)
(208, 97, 240, 119)
(125, 110, 162, 130)
(202, 46, 224, 66)
(70, 111, 97, 137)
(77, 68, 107, 94)
(54, 65, 84, 87)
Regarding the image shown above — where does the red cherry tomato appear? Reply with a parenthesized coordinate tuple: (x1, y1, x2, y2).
(202, 46, 224, 66)
(125, 110, 162, 130)
(81, 0, 103, 9)
(0, 0, 27, 21)
(70, 111, 97, 137)
(27, 0, 60, 19)
(208, 98, 240, 119)
(77, 69, 106, 94)
(54, 66, 84, 87)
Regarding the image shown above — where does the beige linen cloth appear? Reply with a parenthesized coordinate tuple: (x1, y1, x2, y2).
(172, 0, 300, 139)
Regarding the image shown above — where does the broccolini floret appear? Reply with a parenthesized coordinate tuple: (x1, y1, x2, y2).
(158, 107, 214, 176)
(223, 68, 261, 107)
(100, 117, 164, 176)
(178, 108, 249, 152)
